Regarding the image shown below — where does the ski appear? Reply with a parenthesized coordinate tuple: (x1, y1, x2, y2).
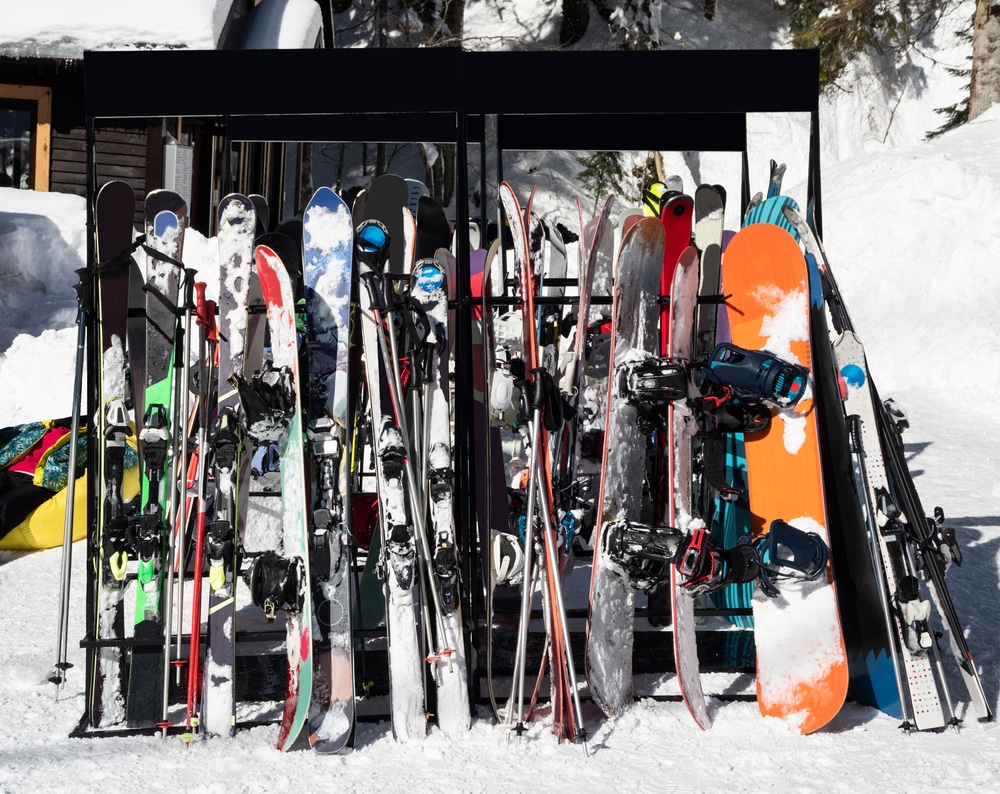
(200, 193, 256, 738)
(241, 244, 314, 751)
(560, 194, 616, 555)
(834, 330, 950, 731)
(783, 203, 992, 725)
(355, 214, 426, 741)
(409, 254, 471, 734)
(126, 189, 186, 729)
(500, 182, 585, 744)
(478, 237, 523, 722)
(89, 180, 138, 729)
(301, 186, 356, 753)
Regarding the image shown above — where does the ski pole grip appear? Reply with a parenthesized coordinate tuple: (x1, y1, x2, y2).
(529, 367, 547, 412)
(195, 282, 209, 327)
(183, 267, 198, 310)
(205, 299, 218, 343)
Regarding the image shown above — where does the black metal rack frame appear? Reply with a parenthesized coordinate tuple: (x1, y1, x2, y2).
(81, 46, 822, 733)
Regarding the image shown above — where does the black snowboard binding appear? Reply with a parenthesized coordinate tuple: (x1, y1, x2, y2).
(231, 362, 296, 441)
(244, 550, 306, 621)
(602, 519, 685, 592)
(615, 356, 689, 433)
(675, 521, 830, 599)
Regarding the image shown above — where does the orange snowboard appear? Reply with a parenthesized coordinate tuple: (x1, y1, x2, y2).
(722, 222, 848, 734)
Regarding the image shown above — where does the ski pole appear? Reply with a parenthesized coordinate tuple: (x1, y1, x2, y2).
(357, 224, 453, 655)
(533, 437, 588, 751)
(50, 267, 90, 699)
(171, 268, 198, 681)
(507, 413, 541, 739)
(181, 285, 216, 744)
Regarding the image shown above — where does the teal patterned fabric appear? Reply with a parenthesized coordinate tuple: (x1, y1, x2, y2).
(0, 422, 138, 492)
(0, 422, 47, 470)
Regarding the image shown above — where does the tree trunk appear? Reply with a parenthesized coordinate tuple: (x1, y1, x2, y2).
(443, 0, 464, 40)
(970, 0, 1000, 120)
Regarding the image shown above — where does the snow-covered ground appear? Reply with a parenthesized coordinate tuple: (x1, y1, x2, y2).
(2, 1, 998, 792)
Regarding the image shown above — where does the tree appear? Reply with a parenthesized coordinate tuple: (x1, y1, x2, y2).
(970, 0, 1000, 119)
(577, 151, 631, 212)
(784, 1, 954, 91)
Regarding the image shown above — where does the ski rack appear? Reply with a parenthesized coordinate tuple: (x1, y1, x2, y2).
(81, 48, 824, 735)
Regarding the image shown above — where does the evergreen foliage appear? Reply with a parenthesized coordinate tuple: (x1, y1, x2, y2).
(577, 152, 631, 210)
(782, 1, 956, 91)
(927, 26, 972, 139)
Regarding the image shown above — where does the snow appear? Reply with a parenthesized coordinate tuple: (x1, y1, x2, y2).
(241, 0, 323, 50)
(2, 0, 1000, 790)
(1, 0, 235, 58)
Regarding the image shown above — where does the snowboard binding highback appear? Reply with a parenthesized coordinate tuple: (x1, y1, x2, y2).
(244, 549, 306, 622)
(231, 361, 296, 441)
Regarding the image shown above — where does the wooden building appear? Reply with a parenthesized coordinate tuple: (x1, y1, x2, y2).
(0, 0, 328, 233)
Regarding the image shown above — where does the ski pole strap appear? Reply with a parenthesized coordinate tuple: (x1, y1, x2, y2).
(95, 235, 146, 274)
(140, 239, 185, 273)
(530, 367, 563, 431)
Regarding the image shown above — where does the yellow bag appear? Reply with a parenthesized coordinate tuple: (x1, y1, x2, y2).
(0, 465, 141, 551)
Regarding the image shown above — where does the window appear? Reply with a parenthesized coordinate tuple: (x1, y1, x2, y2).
(0, 84, 51, 191)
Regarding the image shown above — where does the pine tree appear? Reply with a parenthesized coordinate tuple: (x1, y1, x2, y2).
(577, 152, 630, 211)
(927, 27, 972, 139)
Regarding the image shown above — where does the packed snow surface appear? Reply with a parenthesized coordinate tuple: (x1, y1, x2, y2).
(1, 1, 999, 791)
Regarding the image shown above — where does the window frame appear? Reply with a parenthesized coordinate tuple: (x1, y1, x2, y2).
(0, 83, 52, 191)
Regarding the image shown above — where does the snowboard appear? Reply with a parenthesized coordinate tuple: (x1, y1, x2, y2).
(585, 216, 665, 717)
(754, 195, 902, 719)
(783, 203, 955, 729)
(721, 221, 848, 734)
(667, 246, 711, 729)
